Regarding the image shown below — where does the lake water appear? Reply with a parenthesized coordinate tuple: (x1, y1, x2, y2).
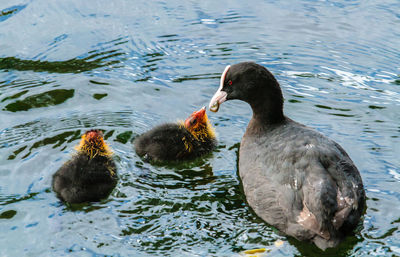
(0, 0, 399, 256)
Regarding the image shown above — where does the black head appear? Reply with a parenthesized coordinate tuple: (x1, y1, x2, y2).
(209, 62, 284, 123)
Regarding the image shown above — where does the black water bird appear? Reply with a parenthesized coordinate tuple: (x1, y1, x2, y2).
(209, 62, 365, 250)
(52, 130, 117, 204)
(134, 107, 217, 162)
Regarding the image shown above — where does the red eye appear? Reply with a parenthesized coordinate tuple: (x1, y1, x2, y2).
(228, 80, 232, 86)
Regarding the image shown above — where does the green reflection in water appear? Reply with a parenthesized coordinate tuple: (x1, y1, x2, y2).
(172, 73, 220, 83)
(368, 105, 385, 110)
(0, 4, 27, 22)
(0, 210, 17, 219)
(24, 130, 81, 157)
(4, 89, 74, 112)
(7, 145, 27, 160)
(115, 131, 133, 144)
(7, 130, 81, 160)
(0, 49, 123, 73)
(1, 90, 28, 102)
(315, 104, 351, 111)
(0, 192, 39, 206)
(93, 93, 108, 100)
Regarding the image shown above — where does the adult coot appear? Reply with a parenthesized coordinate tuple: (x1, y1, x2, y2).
(52, 130, 117, 204)
(209, 62, 365, 250)
(134, 107, 217, 162)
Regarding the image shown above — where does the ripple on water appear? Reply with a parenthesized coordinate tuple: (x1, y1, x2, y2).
(0, 3, 28, 23)
(0, 0, 400, 256)
(0, 110, 149, 167)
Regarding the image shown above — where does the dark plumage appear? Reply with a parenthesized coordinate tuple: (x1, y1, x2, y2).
(134, 107, 217, 162)
(209, 62, 365, 250)
(52, 130, 117, 204)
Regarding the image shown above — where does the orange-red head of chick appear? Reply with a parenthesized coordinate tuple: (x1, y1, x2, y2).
(184, 107, 216, 142)
(75, 129, 112, 159)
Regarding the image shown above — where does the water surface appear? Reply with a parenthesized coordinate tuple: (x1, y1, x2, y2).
(1, 0, 399, 256)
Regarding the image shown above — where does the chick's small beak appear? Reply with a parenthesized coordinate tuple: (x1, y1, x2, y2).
(184, 107, 207, 128)
(209, 65, 230, 112)
(198, 106, 206, 117)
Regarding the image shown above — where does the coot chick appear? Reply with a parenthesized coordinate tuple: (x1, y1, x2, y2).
(134, 107, 217, 162)
(52, 130, 117, 204)
(209, 62, 365, 250)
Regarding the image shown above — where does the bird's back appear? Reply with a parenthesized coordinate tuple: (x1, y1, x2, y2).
(239, 118, 365, 249)
(52, 154, 117, 203)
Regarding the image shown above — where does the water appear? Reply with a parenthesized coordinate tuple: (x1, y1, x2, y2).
(0, 0, 399, 256)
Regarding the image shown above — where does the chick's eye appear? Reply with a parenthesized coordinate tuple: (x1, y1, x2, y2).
(190, 118, 197, 125)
